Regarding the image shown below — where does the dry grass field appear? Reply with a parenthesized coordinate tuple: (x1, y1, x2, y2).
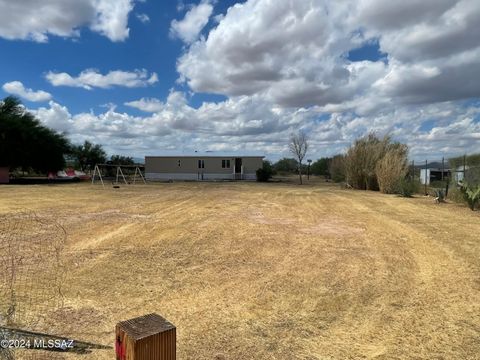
(1, 179, 479, 359)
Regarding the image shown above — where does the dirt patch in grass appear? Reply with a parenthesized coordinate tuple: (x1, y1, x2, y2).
(300, 216, 365, 236)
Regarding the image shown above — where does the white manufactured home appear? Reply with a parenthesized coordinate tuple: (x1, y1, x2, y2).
(145, 151, 264, 181)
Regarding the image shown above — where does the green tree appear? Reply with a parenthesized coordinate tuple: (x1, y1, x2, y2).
(273, 158, 298, 174)
(0, 96, 70, 173)
(109, 155, 134, 166)
(256, 160, 275, 182)
(72, 141, 107, 171)
(311, 157, 330, 176)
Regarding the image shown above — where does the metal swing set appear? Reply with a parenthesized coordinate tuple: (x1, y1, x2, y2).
(91, 164, 146, 188)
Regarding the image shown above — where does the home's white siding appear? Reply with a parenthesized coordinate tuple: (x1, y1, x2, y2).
(145, 155, 263, 181)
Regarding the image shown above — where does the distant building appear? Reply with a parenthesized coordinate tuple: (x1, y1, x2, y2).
(453, 165, 469, 184)
(419, 168, 451, 185)
(145, 151, 264, 181)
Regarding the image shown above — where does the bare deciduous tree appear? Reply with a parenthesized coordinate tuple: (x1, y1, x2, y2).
(289, 131, 308, 184)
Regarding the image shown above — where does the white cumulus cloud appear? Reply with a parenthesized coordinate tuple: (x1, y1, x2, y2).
(0, 0, 135, 42)
(31, 91, 480, 161)
(34, 101, 72, 131)
(90, 0, 134, 41)
(2, 81, 52, 102)
(45, 69, 158, 90)
(177, 0, 480, 109)
(125, 98, 164, 112)
(170, 1, 214, 44)
(136, 13, 150, 24)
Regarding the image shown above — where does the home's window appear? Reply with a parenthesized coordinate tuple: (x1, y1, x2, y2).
(222, 159, 231, 168)
(198, 159, 205, 169)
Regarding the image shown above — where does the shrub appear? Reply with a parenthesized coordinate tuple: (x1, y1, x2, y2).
(329, 154, 345, 182)
(448, 187, 464, 203)
(256, 161, 274, 182)
(461, 185, 480, 210)
(397, 178, 419, 197)
(376, 148, 408, 194)
(344, 133, 407, 191)
(344, 133, 383, 190)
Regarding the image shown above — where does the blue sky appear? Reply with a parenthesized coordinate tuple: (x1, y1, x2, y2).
(0, 1, 217, 113)
(0, 0, 479, 162)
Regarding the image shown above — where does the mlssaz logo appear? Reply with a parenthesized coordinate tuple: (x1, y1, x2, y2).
(33, 339, 74, 350)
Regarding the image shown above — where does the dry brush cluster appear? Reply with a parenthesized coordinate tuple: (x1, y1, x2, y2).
(343, 133, 409, 194)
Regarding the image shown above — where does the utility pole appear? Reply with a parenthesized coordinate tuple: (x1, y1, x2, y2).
(425, 159, 428, 196)
(307, 159, 312, 180)
(442, 157, 444, 181)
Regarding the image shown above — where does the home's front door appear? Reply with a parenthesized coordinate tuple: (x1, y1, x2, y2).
(235, 158, 242, 179)
(198, 159, 205, 180)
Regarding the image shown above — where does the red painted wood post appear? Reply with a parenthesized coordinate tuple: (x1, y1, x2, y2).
(116, 313, 176, 360)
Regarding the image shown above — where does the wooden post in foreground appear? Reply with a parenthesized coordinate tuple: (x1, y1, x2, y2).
(116, 313, 176, 360)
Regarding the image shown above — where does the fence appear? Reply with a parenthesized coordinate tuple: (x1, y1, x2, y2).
(0, 211, 113, 359)
(410, 155, 480, 195)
